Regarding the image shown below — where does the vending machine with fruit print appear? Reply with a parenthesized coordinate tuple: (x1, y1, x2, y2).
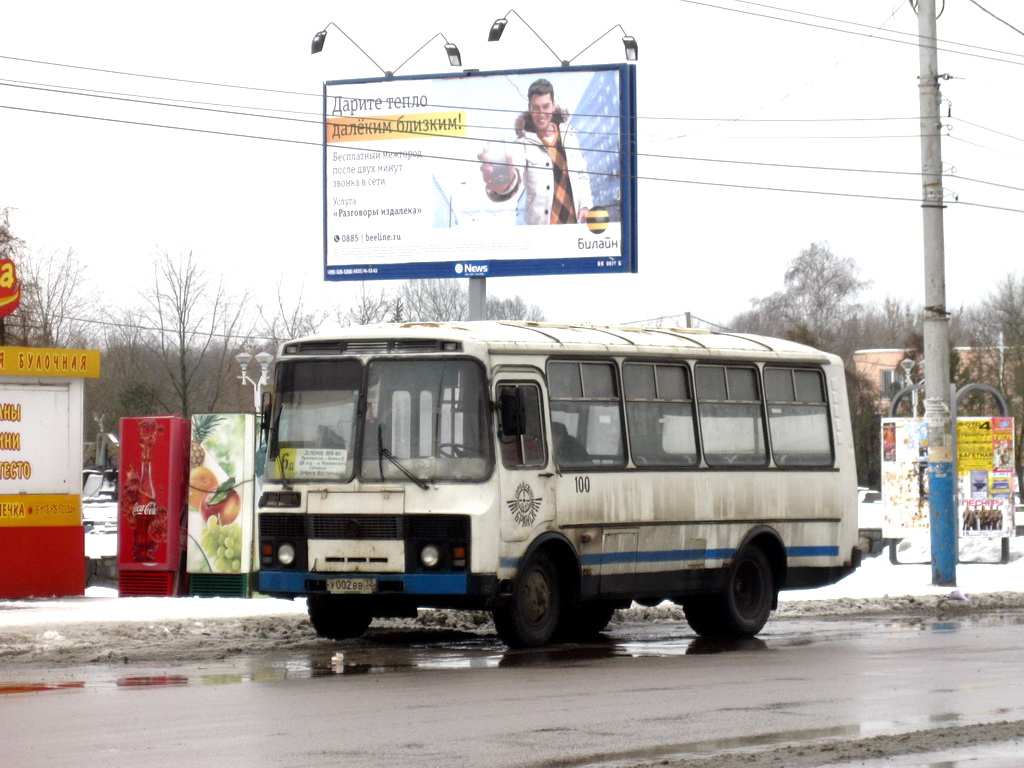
(117, 416, 191, 596)
(186, 413, 257, 597)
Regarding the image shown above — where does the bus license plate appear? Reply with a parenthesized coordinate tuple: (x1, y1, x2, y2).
(326, 577, 376, 595)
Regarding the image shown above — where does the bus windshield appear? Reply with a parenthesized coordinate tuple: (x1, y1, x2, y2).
(269, 359, 362, 482)
(359, 359, 491, 483)
(267, 357, 492, 484)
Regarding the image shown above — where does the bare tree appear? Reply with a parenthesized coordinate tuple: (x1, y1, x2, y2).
(487, 294, 545, 321)
(136, 250, 256, 416)
(338, 282, 394, 326)
(399, 279, 468, 322)
(731, 242, 869, 358)
(0, 208, 21, 259)
(8, 246, 98, 348)
(258, 279, 328, 348)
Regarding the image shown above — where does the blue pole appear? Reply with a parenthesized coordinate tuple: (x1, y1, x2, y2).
(928, 459, 957, 585)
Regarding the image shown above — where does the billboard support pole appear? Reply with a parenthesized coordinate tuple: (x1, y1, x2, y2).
(469, 277, 486, 321)
(917, 0, 955, 586)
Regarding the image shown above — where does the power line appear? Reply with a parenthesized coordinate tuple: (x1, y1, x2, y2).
(965, 0, 1024, 37)
(674, 0, 1024, 65)
(4, 100, 1023, 214)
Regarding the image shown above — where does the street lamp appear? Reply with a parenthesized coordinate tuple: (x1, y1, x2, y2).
(900, 358, 916, 416)
(312, 22, 462, 76)
(236, 351, 274, 410)
(567, 24, 639, 64)
(899, 358, 926, 416)
(488, 11, 638, 65)
(488, 9, 567, 65)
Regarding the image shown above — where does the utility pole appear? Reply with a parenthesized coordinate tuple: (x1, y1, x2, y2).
(917, 0, 956, 585)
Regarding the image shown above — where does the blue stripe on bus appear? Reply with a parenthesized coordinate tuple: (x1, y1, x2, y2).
(503, 545, 838, 570)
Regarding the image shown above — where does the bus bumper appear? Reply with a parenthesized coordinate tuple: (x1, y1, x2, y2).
(257, 570, 496, 599)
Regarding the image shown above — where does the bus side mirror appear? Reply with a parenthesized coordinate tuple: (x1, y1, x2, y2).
(260, 391, 272, 444)
(499, 389, 524, 437)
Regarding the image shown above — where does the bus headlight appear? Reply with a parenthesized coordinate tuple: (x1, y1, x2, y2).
(420, 544, 441, 569)
(277, 543, 296, 566)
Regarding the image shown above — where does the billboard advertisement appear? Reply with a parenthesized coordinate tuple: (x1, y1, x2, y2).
(322, 64, 638, 281)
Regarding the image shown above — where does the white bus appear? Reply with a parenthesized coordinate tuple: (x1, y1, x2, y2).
(256, 322, 861, 647)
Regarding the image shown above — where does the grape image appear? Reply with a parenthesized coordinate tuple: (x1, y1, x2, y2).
(198, 517, 243, 573)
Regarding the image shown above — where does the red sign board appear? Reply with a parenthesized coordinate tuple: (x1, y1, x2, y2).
(0, 259, 20, 318)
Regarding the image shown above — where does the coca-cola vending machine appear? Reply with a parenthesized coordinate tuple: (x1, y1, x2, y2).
(117, 416, 190, 596)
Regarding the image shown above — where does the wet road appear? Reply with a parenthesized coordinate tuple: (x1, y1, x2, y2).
(3, 614, 1024, 768)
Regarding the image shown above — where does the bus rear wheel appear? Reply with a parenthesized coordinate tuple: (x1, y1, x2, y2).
(683, 546, 774, 638)
(493, 551, 562, 648)
(307, 595, 374, 641)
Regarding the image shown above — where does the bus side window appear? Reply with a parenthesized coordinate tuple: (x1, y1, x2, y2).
(497, 384, 546, 468)
(764, 367, 833, 466)
(548, 360, 625, 467)
(623, 362, 698, 467)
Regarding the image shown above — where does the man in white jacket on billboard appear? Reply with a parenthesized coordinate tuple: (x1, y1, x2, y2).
(479, 78, 593, 225)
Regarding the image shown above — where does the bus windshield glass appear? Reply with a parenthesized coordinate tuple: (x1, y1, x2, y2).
(359, 359, 492, 484)
(268, 359, 361, 482)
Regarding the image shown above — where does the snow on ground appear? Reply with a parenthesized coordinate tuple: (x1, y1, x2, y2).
(1, 535, 1022, 667)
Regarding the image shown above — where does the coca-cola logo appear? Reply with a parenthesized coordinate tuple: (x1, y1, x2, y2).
(131, 501, 157, 517)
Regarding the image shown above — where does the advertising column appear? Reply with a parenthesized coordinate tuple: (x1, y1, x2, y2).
(0, 347, 100, 597)
(117, 416, 190, 596)
(186, 413, 257, 597)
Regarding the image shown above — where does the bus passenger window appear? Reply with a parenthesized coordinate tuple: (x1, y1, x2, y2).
(696, 364, 768, 467)
(497, 384, 546, 468)
(548, 361, 625, 467)
(624, 362, 698, 467)
(764, 367, 833, 466)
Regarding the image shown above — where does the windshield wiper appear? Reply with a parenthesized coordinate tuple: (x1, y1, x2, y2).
(377, 424, 430, 490)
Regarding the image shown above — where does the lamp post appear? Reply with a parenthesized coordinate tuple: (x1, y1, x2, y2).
(236, 351, 274, 411)
(900, 358, 919, 416)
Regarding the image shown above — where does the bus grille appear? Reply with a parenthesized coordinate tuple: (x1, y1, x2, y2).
(259, 513, 304, 538)
(310, 514, 400, 539)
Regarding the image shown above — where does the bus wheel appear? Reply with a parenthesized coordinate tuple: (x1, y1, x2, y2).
(684, 546, 774, 638)
(307, 596, 373, 641)
(562, 600, 617, 641)
(493, 551, 562, 648)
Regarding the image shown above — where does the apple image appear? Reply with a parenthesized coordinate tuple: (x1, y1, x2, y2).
(188, 465, 219, 509)
(200, 478, 242, 525)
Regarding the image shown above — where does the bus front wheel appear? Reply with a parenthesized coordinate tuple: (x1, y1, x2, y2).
(307, 595, 373, 641)
(493, 551, 562, 648)
(683, 546, 774, 638)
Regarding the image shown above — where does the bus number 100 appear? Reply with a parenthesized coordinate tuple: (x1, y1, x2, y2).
(574, 477, 590, 494)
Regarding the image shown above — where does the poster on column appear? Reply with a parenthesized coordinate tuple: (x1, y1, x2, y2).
(957, 416, 1015, 538)
(880, 417, 929, 536)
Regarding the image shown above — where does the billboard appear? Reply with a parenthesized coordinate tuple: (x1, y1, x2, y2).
(322, 64, 638, 281)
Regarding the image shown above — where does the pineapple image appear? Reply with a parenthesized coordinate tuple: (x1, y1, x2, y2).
(190, 414, 223, 469)
(189, 414, 224, 509)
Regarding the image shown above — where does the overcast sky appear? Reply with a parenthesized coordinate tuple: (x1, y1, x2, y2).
(2, 0, 1022, 333)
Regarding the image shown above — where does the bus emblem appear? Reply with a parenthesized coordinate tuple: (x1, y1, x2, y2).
(506, 482, 542, 527)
